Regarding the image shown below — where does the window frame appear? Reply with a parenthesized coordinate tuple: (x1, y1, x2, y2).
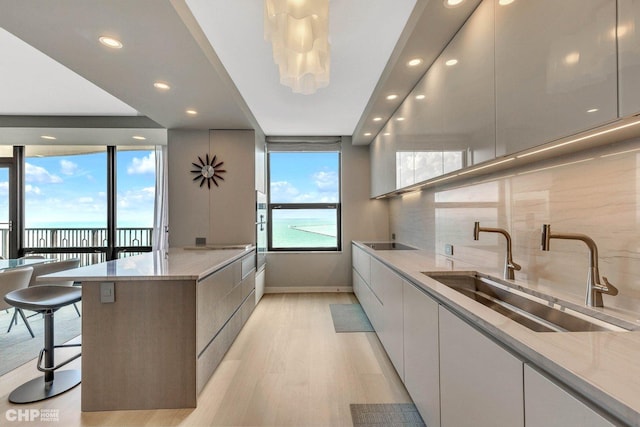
(20, 145, 154, 262)
(267, 151, 342, 252)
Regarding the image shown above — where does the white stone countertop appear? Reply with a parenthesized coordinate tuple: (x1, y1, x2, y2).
(353, 241, 640, 427)
(39, 246, 255, 282)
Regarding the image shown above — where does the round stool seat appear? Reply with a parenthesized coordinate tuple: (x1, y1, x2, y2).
(4, 286, 81, 312)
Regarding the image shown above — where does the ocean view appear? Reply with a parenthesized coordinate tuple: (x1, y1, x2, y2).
(272, 218, 337, 248)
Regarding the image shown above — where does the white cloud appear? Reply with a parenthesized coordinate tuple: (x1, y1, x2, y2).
(127, 152, 155, 174)
(25, 184, 41, 195)
(25, 162, 63, 184)
(118, 187, 155, 209)
(77, 197, 94, 203)
(0, 181, 8, 195)
(270, 181, 300, 202)
(313, 170, 338, 192)
(60, 159, 78, 175)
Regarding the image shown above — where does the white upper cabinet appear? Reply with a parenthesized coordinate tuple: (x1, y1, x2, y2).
(370, 134, 396, 197)
(495, 0, 617, 156)
(439, 0, 495, 166)
(395, 0, 495, 186)
(370, 0, 495, 197)
(619, 0, 640, 117)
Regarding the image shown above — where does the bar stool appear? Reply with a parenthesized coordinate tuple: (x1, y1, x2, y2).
(4, 286, 81, 403)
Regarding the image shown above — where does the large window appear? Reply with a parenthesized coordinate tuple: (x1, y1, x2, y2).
(22, 145, 156, 264)
(268, 151, 341, 251)
(116, 146, 156, 254)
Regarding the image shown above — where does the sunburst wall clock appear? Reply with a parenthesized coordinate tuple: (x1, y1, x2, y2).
(191, 154, 226, 189)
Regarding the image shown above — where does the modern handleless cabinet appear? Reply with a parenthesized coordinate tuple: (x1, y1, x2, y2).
(524, 365, 615, 427)
(403, 281, 440, 427)
(618, 0, 640, 117)
(439, 306, 524, 427)
(370, 258, 404, 378)
(495, 0, 617, 156)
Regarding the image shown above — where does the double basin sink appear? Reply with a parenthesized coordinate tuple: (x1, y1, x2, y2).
(425, 272, 634, 333)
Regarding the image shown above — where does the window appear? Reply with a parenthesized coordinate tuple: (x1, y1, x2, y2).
(116, 146, 155, 255)
(22, 145, 156, 264)
(268, 151, 341, 251)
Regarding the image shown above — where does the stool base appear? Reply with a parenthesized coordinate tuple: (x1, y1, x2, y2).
(9, 370, 81, 404)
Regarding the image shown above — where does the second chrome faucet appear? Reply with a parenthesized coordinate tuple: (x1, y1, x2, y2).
(473, 221, 521, 280)
(541, 224, 618, 307)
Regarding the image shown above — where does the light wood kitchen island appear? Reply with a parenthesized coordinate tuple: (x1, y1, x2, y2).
(42, 247, 256, 412)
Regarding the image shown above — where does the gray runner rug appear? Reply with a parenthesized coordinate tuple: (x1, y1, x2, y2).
(350, 403, 426, 427)
(329, 303, 374, 332)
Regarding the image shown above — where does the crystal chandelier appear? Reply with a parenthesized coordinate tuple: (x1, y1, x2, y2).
(264, 0, 330, 95)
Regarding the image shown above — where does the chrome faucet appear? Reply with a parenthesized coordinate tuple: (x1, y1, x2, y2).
(540, 224, 618, 307)
(473, 222, 521, 280)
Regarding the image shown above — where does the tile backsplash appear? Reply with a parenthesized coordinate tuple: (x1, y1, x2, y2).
(390, 137, 640, 315)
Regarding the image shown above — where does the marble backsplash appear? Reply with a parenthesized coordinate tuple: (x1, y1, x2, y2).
(389, 137, 640, 315)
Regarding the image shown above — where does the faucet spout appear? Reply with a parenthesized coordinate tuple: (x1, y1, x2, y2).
(473, 222, 521, 280)
(540, 224, 618, 307)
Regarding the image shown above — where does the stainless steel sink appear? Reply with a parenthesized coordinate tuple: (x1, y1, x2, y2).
(425, 272, 630, 332)
(363, 242, 417, 250)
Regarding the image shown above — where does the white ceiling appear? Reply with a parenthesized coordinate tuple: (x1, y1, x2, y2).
(0, 0, 478, 143)
(186, 0, 416, 136)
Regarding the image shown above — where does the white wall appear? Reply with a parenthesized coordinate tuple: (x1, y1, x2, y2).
(265, 141, 390, 291)
(389, 136, 640, 313)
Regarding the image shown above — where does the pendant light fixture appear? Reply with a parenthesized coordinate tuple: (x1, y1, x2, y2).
(264, 0, 330, 95)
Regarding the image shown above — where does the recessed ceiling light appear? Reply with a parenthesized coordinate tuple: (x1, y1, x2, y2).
(383, 133, 391, 136)
(40, 135, 56, 140)
(498, 0, 514, 5)
(445, 59, 458, 66)
(132, 136, 146, 141)
(386, 94, 398, 100)
(373, 117, 383, 122)
(407, 58, 423, 67)
(444, 0, 465, 8)
(154, 81, 171, 90)
(396, 117, 405, 121)
(415, 94, 426, 100)
(98, 36, 123, 49)
(364, 132, 372, 136)
(587, 108, 599, 113)
(186, 109, 198, 115)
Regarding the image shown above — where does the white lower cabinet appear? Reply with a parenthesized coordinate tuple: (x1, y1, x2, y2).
(524, 365, 615, 427)
(403, 281, 440, 427)
(439, 306, 524, 427)
(370, 258, 404, 378)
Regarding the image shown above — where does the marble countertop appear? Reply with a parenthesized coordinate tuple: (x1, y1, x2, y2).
(353, 241, 640, 426)
(39, 246, 255, 282)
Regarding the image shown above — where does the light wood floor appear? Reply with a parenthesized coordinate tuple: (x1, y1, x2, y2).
(0, 293, 411, 426)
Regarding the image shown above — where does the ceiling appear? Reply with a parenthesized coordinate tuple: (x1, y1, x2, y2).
(0, 0, 479, 145)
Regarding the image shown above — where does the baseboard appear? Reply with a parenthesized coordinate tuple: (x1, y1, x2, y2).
(265, 286, 353, 294)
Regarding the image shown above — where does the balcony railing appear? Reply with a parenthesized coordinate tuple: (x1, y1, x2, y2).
(0, 227, 153, 266)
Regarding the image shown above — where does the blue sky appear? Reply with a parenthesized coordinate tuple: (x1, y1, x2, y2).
(0, 148, 155, 228)
(269, 152, 339, 204)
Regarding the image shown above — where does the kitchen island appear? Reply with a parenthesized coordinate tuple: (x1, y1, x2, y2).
(42, 247, 256, 412)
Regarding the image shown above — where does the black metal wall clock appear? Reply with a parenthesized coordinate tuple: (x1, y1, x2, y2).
(191, 154, 226, 189)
